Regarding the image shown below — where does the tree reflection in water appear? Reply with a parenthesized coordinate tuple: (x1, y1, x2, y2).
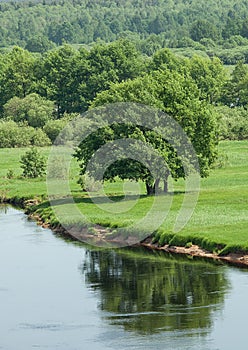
(81, 247, 229, 335)
(0, 204, 8, 214)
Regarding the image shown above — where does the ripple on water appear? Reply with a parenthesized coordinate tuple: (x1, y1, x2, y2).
(19, 323, 87, 332)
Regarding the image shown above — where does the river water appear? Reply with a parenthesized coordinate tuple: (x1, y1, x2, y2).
(0, 206, 247, 350)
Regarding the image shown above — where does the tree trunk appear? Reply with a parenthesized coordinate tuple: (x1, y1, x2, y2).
(163, 179, 168, 193)
(163, 174, 169, 194)
(154, 178, 160, 195)
(146, 178, 160, 196)
(146, 181, 154, 196)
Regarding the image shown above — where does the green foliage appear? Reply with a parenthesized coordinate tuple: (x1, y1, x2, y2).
(36, 44, 85, 116)
(0, 121, 30, 148)
(188, 56, 226, 103)
(20, 148, 46, 178)
(43, 117, 70, 142)
(0, 47, 35, 108)
(136, 34, 163, 56)
(185, 242, 193, 248)
(81, 39, 145, 108)
(4, 93, 55, 128)
(88, 67, 218, 184)
(25, 35, 55, 53)
(221, 61, 248, 106)
(0, 0, 248, 55)
(216, 106, 248, 140)
(48, 21, 76, 45)
(77, 173, 102, 192)
(222, 35, 248, 48)
(6, 169, 14, 179)
(0, 120, 51, 148)
(190, 20, 220, 42)
(31, 129, 51, 147)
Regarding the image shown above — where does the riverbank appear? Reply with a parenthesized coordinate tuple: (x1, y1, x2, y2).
(2, 194, 248, 267)
(18, 205, 248, 268)
(140, 238, 248, 268)
(1, 140, 248, 267)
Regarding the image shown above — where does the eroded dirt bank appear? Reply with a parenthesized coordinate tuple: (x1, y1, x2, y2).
(30, 209, 248, 268)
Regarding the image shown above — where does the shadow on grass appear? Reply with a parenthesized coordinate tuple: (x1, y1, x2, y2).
(48, 194, 147, 207)
(42, 190, 185, 208)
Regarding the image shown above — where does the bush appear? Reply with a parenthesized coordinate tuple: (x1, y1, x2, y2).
(4, 93, 55, 128)
(216, 46, 248, 64)
(31, 128, 51, 146)
(0, 121, 51, 148)
(0, 121, 33, 147)
(43, 114, 76, 142)
(6, 169, 14, 179)
(199, 38, 216, 48)
(20, 148, 46, 178)
(216, 106, 248, 140)
(43, 118, 68, 142)
(77, 172, 102, 192)
(222, 35, 248, 49)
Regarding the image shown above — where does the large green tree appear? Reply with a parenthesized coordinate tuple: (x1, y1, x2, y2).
(35, 44, 87, 116)
(80, 39, 145, 107)
(188, 56, 226, 103)
(0, 47, 36, 113)
(221, 60, 248, 107)
(190, 20, 220, 42)
(25, 35, 55, 53)
(76, 68, 218, 195)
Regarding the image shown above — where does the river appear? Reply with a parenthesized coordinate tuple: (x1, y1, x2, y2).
(0, 206, 247, 350)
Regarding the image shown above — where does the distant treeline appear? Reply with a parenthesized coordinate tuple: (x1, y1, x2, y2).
(0, 0, 248, 63)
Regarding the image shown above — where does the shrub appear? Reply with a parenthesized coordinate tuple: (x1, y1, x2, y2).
(77, 172, 102, 192)
(0, 121, 33, 147)
(0, 121, 51, 148)
(6, 169, 14, 179)
(4, 93, 55, 128)
(30, 128, 51, 146)
(216, 106, 248, 140)
(43, 119, 68, 142)
(20, 148, 46, 178)
(43, 114, 75, 142)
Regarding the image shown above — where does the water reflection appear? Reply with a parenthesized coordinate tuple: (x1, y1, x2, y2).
(1, 205, 247, 350)
(0, 204, 8, 214)
(82, 248, 229, 335)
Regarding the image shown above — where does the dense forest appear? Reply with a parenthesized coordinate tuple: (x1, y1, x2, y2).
(0, 40, 247, 150)
(0, 0, 248, 63)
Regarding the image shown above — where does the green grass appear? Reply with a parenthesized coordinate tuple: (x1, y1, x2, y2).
(0, 147, 80, 200)
(1, 141, 248, 254)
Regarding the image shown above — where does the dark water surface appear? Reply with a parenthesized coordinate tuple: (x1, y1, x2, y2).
(0, 206, 247, 350)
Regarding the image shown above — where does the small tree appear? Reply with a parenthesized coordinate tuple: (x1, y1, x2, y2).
(20, 148, 46, 178)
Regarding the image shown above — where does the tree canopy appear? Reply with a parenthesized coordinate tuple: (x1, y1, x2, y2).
(0, 0, 248, 64)
(75, 61, 218, 195)
(0, 42, 246, 152)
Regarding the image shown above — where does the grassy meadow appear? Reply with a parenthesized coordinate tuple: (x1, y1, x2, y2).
(0, 140, 248, 254)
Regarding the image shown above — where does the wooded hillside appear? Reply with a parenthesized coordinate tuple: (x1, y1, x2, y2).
(0, 0, 248, 63)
